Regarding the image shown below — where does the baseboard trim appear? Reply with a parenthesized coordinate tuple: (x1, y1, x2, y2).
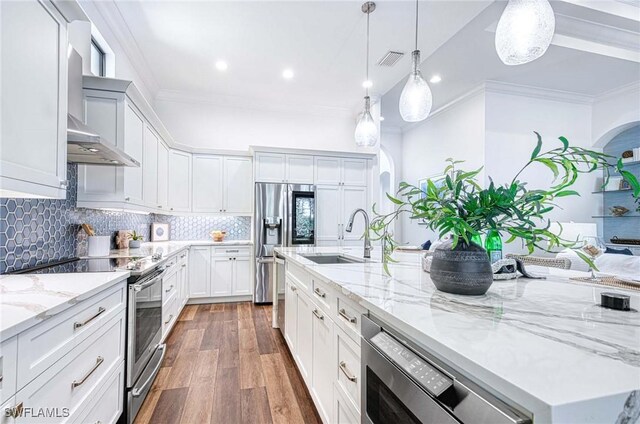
(187, 295, 253, 304)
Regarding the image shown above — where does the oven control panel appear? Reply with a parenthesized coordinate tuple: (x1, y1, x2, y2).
(371, 331, 453, 397)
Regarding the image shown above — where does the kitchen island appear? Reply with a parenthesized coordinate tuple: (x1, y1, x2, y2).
(275, 246, 640, 423)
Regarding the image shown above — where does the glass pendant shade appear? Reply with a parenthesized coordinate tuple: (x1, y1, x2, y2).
(399, 50, 433, 122)
(355, 96, 378, 147)
(495, 0, 555, 66)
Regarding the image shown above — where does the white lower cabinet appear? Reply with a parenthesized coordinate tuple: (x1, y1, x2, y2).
(1, 396, 16, 424)
(311, 306, 335, 423)
(211, 256, 234, 296)
(188, 246, 252, 300)
(72, 363, 124, 424)
(284, 262, 364, 424)
(189, 246, 211, 298)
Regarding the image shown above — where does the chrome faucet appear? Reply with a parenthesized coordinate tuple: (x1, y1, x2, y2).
(345, 208, 372, 259)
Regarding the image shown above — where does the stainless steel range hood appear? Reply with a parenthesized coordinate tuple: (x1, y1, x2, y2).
(66, 49, 139, 167)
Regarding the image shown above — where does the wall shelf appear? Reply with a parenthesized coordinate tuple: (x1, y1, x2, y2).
(592, 189, 633, 194)
(592, 215, 639, 218)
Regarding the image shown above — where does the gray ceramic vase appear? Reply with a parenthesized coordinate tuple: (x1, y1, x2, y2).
(429, 241, 493, 295)
(129, 239, 141, 249)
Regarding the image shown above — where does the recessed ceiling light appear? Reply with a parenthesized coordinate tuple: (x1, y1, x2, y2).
(215, 61, 228, 71)
(282, 69, 294, 79)
(429, 75, 442, 84)
(87, 148, 99, 152)
(380, 116, 385, 121)
(362, 80, 373, 89)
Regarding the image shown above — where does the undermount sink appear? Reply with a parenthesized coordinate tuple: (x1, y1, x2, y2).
(301, 254, 365, 265)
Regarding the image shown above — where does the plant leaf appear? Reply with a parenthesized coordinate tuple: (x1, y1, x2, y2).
(531, 131, 543, 160)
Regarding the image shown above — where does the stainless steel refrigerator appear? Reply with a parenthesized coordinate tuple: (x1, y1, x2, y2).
(254, 183, 316, 304)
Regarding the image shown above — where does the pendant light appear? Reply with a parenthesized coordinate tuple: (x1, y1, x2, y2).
(495, 0, 556, 66)
(399, 0, 432, 123)
(355, 2, 378, 147)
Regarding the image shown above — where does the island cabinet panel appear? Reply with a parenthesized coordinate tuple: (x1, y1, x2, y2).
(296, 291, 314, 385)
(0, 0, 68, 199)
(311, 305, 335, 424)
(333, 384, 359, 424)
(284, 278, 298, 352)
(0, 337, 17, 404)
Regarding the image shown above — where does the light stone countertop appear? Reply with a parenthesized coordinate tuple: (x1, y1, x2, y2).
(275, 245, 640, 423)
(0, 271, 130, 341)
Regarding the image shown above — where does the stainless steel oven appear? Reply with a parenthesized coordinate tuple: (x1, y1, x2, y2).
(362, 314, 531, 424)
(127, 266, 167, 423)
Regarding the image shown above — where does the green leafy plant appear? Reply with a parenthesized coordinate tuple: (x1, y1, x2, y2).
(370, 133, 640, 273)
(128, 231, 144, 241)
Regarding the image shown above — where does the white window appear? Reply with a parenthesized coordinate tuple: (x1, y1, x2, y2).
(90, 37, 105, 77)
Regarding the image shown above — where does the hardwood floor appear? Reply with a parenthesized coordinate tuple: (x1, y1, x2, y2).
(134, 303, 322, 424)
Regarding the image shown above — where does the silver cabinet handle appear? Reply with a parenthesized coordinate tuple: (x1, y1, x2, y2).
(165, 285, 174, 293)
(74, 307, 106, 330)
(72, 356, 104, 389)
(132, 344, 166, 397)
(226, 249, 239, 253)
(181, 264, 187, 268)
(338, 308, 357, 324)
(125, 197, 131, 201)
(339, 361, 357, 382)
(290, 285, 297, 292)
(164, 314, 173, 325)
(180, 254, 186, 258)
(312, 309, 324, 320)
(314, 287, 326, 298)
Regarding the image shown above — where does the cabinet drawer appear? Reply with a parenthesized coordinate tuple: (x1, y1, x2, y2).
(72, 362, 124, 424)
(213, 247, 250, 257)
(162, 293, 178, 336)
(17, 282, 126, 388)
(162, 275, 177, 300)
(286, 261, 311, 292)
(334, 383, 360, 424)
(335, 293, 365, 345)
(311, 277, 333, 315)
(336, 326, 361, 413)
(15, 314, 125, 423)
(0, 337, 17, 403)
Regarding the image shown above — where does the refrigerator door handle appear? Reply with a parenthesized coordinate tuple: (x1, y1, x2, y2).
(257, 258, 275, 264)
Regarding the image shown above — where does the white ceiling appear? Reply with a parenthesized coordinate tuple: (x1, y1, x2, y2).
(90, 0, 492, 111)
(381, 0, 640, 128)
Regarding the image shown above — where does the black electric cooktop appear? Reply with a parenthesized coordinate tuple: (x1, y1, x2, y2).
(6, 257, 142, 274)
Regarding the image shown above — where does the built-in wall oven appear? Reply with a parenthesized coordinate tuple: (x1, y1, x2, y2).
(361, 314, 531, 424)
(127, 266, 167, 423)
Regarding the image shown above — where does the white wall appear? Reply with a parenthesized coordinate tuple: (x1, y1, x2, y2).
(592, 83, 640, 147)
(154, 96, 374, 154)
(380, 128, 403, 238)
(484, 90, 598, 254)
(400, 90, 486, 245)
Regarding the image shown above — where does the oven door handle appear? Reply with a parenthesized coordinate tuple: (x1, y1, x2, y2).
(132, 344, 166, 397)
(132, 271, 166, 292)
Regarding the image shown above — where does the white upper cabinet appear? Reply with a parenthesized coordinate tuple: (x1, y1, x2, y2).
(286, 155, 314, 184)
(315, 157, 368, 186)
(123, 105, 144, 206)
(314, 157, 341, 185)
(316, 185, 341, 245)
(192, 155, 223, 213)
(143, 125, 159, 207)
(168, 150, 191, 212)
(255, 152, 286, 183)
(224, 157, 252, 214)
(157, 141, 169, 211)
(0, 0, 68, 199)
(341, 186, 368, 245)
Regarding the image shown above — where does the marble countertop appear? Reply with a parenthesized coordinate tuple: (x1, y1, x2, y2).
(0, 271, 130, 341)
(276, 246, 640, 423)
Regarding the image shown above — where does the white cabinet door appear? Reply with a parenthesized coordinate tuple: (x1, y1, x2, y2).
(0, 0, 67, 199)
(284, 279, 298, 352)
(189, 247, 211, 298)
(316, 185, 341, 244)
(168, 150, 191, 212)
(342, 158, 368, 186)
(314, 157, 341, 185)
(192, 155, 223, 213)
(296, 292, 313, 384)
(224, 157, 252, 214)
(123, 104, 144, 205)
(211, 256, 234, 297)
(255, 153, 286, 183)
(341, 186, 369, 245)
(157, 142, 169, 211)
(286, 155, 314, 184)
(143, 125, 158, 207)
(312, 307, 334, 424)
(233, 257, 252, 296)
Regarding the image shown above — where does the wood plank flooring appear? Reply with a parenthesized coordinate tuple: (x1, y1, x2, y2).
(134, 303, 322, 424)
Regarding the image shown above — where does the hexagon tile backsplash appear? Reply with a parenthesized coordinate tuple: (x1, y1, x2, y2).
(0, 163, 251, 274)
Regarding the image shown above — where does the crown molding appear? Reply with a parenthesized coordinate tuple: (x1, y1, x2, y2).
(484, 80, 595, 105)
(594, 80, 640, 102)
(155, 89, 355, 119)
(85, 0, 160, 97)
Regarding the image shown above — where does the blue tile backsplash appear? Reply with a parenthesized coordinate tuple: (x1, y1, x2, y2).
(0, 163, 251, 273)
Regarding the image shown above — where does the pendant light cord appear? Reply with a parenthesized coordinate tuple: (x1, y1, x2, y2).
(414, 0, 419, 51)
(366, 6, 370, 97)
